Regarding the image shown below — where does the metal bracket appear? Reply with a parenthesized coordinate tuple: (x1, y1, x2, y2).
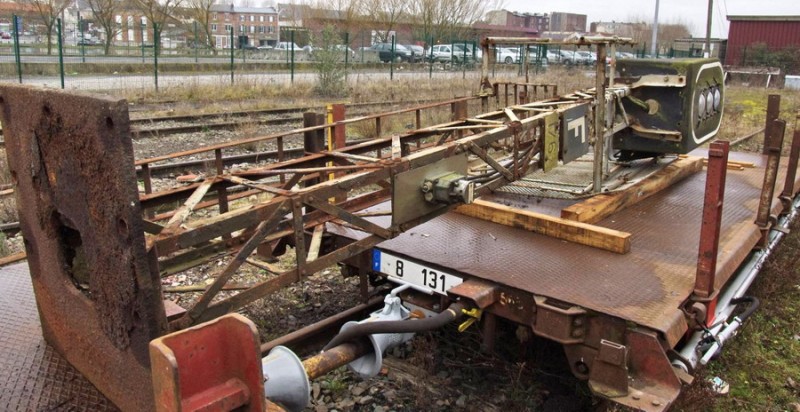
(532, 296, 587, 344)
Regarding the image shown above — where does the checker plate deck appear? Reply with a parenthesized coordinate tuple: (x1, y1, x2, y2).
(0, 263, 117, 411)
(332, 151, 799, 340)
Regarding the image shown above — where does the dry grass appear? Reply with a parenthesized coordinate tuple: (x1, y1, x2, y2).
(717, 86, 800, 153)
(121, 66, 595, 119)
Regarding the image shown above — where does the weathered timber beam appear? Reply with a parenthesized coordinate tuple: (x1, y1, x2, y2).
(561, 157, 704, 224)
(455, 199, 631, 254)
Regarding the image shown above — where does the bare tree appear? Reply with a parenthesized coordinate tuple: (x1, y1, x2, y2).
(23, 0, 71, 54)
(625, 14, 692, 54)
(409, 0, 501, 45)
(306, 0, 364, 37)
(187, 0, 217, 53)
(131, 0, 184, 51)
(86, 0, 127, 55)
(360, 0, 405, 43)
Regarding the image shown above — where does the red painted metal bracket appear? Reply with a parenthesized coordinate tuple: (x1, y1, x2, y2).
(692, 140, 730, 325)
(149, 313, 270, 412)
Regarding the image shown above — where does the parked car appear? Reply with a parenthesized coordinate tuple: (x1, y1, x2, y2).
(576, 51, 596, 65)
(496, 47, 521, 64)
(546, 50, 561, 63)
(331, 44, 356, 59)
(76, 38, 99, 46)
(302, 45, 314, 54)
(614, 51, 636, 59)
(257, 45, 273, 50)
(428, 44, 475, 64)
(241, 44, 258, 51)
(404, 44, 424, 62)
(0, 32, 11, 40)
(526, 47, 550, 67)
(454, 43, 482, 62)
(274, 42, 301, 51)
(369, 43, 412, 63)
(558, 50, 590, 65)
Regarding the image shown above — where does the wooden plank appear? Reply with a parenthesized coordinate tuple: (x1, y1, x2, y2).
(455, 199, 631, 254)
(0, 251, 26, 267)
(561, 157, 704, 224)
(679, 154, 755, 168)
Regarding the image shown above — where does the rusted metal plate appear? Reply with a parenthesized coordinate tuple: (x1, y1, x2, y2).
(0, 85, 167, 411)
(0, 263, 118, 411)
(330, 151, 795, 347)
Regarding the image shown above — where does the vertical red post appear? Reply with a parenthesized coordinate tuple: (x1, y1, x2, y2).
(779, 119, 800, 213)
(332, 103, 346, 150)
(762, 94, 780, 155)
(331, 104, 346, 202)
(693, 140, 729, 324)
(756, 118, 787, 248)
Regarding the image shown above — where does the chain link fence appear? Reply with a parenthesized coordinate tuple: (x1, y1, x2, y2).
(0, 16, 502, 94)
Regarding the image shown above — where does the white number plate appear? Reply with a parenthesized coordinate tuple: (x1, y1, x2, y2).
(372, 249, 463, 295)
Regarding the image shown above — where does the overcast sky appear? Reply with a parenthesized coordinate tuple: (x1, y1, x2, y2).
(503, 0, 800, 38)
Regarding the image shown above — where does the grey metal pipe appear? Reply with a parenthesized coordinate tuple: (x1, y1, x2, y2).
(322, 301, 466, 351)
(674, 195, 799, 372)
(699, 297, 759, 365)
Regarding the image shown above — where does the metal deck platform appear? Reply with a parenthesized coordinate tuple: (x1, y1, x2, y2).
(331, 151, 800, 345)
(0, 262, 117, 411)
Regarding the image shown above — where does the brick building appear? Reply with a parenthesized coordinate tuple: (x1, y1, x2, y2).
(485, 10, 549, 33)
(209, 4, 279, 48)
(550, 12, 587, 32)
(590, 21, 646, 37)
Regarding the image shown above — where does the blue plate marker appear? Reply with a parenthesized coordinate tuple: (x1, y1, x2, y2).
(372, 249, 381, 272)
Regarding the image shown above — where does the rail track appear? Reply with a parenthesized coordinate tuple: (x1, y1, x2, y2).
(0, 99, 451, 145)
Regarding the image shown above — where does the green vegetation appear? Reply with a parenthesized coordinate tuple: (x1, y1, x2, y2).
(313, 25, 349, 98)
(741, 43, 800, 76)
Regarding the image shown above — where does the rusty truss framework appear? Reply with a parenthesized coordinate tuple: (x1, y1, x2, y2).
(0, 82, 590, 410)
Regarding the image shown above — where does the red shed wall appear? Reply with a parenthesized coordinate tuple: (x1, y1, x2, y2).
(725, 20, 800, 65)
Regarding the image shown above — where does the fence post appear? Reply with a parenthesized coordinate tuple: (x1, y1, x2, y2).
(230, 27, 234, 84)
(80, 17, 86, 63)
(153, 22, 159, 92)
(429, 36, 434, 79)
(57, 18, 64, 89)
(194, 21, 198, 63)
(390, 35, 395, 80)
(290, 30, 295, 83)
(12, 14, 21, 83)
(462, 40, 467, 79)
(344, 32, 349, 82)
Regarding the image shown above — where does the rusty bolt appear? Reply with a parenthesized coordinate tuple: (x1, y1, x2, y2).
(571, 328, 584, 338)
(572, 317, 584, 327)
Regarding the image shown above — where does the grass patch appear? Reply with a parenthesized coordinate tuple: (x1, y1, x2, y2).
(719, 86, 800, 153)
(672, 216, 800, 411)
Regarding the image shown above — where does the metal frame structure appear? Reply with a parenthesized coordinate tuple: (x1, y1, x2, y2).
(0, 36, 763, 412)
(0, 83, 589, 410)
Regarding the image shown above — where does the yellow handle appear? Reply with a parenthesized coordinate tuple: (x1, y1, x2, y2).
(457, 308, 483, 332)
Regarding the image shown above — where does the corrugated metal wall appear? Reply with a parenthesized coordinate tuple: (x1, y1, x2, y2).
(725, 19, 800, 66)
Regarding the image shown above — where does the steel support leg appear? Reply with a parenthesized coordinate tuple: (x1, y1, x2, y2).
(692, 140, 729, 324)
(779, 117, 800, 213)
(756, 118, 787, 248)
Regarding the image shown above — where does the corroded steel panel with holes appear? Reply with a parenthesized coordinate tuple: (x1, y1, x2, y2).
(0, 85, 167, 411)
